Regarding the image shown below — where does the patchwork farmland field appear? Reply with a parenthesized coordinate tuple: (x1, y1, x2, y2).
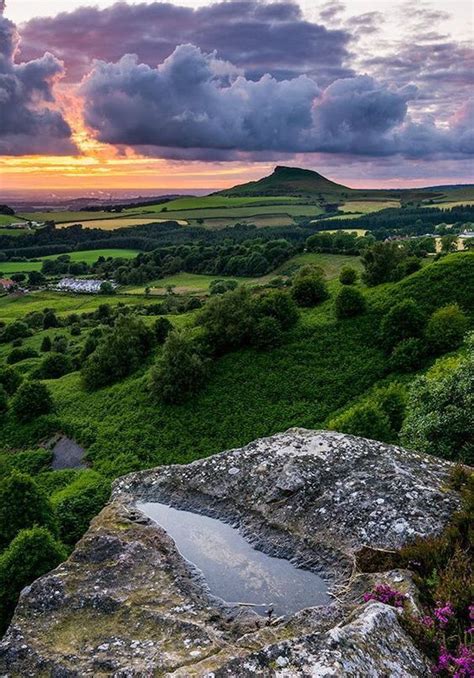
(339, 200, 400, 214)
(18, 195, 324, 230)
(0, 290, 160, 322)
(57, 217, 188, 230)
(0, 215, 27, 226)
(0, 248, 140, 274)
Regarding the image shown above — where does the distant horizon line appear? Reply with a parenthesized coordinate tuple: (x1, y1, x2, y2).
(2, 180, 474, 196)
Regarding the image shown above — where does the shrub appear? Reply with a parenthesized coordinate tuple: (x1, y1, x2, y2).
(252, 316, 283, 350)
(254, 289, 299, 330)
(149, 330, 209, 404)
(40, 336, 52, 352)
(198, 287, 256, 354)
(0, 365, 21, 395)
(395, 477, 474, 674)
(1, 321, 30, 343)
(361, 241, 408, 286)
(401, 338, 474, 463)
(0, 527, 66, 633)
(0, 471, 57, 549)
(70, 323, 81, 336)
(329, 401, 393, 442)
(380, 299, 426, 351)
(6, 347, 38, 364)
(394, 256, 422, 280)
(0, 386, 7, 415)
(154, 317, 173, 344)
(328, 383, 407, 443)
(0, 449, 52, 479)
(42, 310, 59, 329)
(425, 304, 468, 355)
(11, 381, 54, 422)
(339, 266, 358, 285)
(52, 335, 68, 354)
(375, 383, 407, 433)
(291, 268, 329, 307)
(35, 352, 73, 379)
(335, 286, 366, 319)
(390, 338, 426, 373)
(82, 316, 155, 390)
(209, 279, 238, 295)
(51, 470, 111, 546)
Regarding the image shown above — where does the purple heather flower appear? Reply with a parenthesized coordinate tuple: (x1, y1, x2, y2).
(422, 615, 435, 628)
(452, 645, 474, 677)
(434, 602, 454, 626)
(363, 584, 406, 609)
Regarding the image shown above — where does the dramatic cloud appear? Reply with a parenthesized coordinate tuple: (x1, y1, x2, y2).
(364, 41, 474, 114)
(20, 1, 354, 84)
(0, 15, 76, 155)
(80, 44, 474, 162)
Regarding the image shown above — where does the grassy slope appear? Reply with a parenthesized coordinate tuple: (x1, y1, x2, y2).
(121, 253, 362, 294)
(0, 291, 159, 322)
(0, 253, 471, 477)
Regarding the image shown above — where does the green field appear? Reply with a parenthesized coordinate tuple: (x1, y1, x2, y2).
(124, 253, 362, 295)
(425, 201, 474, 210)
(57, 218, 188, 230)
(129, 195, 309, 212)
(0, 249, 140, 275)
(18, 195, 323, 231)
(320, 228, 368, 236)
(0, 228, 28, 237)
(18, 211, 109, 223)
(276, 253, 363, 279)
(340, 200, 400, 214)
(0, 291, 160, 322)
(0, 215, 26, 226)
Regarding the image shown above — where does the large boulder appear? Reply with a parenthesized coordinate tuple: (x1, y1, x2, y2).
(0, 430, 461, 676)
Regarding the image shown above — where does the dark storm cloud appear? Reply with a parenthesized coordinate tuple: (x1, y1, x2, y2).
(0, 16, 76, 155)
(20, 1, 354, 85)
(80, 44, 474, 161)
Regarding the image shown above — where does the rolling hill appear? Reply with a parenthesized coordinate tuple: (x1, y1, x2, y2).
(217, 165, 353, 198)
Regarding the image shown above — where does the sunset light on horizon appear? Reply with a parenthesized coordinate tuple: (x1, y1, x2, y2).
(1, 0, 472, 192)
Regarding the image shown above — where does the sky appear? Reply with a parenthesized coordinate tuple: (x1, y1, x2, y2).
(0, 0, 473, 192)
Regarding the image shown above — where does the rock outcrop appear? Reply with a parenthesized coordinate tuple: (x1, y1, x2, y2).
(0, 430, 461, 676)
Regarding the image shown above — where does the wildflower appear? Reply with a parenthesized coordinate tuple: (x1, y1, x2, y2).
(422, 615, 435, 628)
(452, 645, 474, 677)
(434, 647, 453, 673)
(434, 602, 454, 626)
(363, 584, 406, 608)
(468, 604, 474, 634)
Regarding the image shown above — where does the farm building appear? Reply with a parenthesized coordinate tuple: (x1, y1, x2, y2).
(0, 278, 15, 291)
(56, 278, 116, 294)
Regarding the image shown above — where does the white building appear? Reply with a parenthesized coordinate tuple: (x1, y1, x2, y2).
(56, 278, 117, 294)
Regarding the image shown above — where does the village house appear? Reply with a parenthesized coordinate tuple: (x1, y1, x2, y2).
(0, 278, 15, 292)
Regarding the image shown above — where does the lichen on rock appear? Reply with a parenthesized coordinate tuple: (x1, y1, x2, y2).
(0, 429, 462, 676)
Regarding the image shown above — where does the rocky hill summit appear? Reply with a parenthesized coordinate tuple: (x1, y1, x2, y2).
(0, 429, 461, 676)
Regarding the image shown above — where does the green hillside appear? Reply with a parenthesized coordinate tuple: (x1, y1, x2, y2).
(218, 165, 352, 198)
(1, 252, 471, 477)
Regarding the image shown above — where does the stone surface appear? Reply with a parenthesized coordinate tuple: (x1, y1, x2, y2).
(0, 429, 460, 676)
